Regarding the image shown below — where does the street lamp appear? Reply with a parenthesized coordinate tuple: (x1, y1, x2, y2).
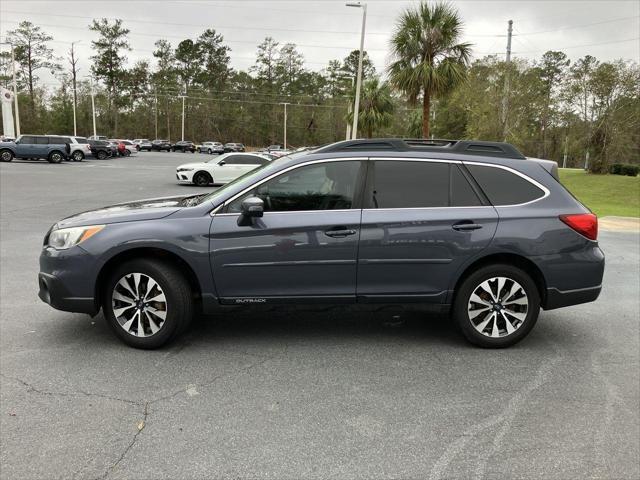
(280, 102, 290, 149)
(345, 1, 367, 140)
(88, 76, 97, 138)
(178, 94, 186, 141)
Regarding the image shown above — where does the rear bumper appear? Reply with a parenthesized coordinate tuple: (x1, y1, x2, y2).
(544, 285, 602, 310)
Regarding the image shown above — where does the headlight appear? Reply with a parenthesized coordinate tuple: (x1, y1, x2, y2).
(177, 167, 194, 172)
(48, 225, 105, 250)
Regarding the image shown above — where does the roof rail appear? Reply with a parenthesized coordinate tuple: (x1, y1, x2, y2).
(314, 138, 526, 159)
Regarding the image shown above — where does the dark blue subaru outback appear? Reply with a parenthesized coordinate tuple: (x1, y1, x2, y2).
(38, 139, 604, 349)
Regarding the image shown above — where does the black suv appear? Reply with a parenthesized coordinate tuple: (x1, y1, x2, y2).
(38, 139, 604, 349)
(151, 140, 172, 152)
(172, 141, 196, 153)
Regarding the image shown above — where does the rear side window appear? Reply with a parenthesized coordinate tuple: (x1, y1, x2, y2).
(373, 161, 449, 208)
(370, 161, 482, 208)
(36, 136, 49, 144)
(75, 137, 88, 143)
(466, 164, 545, 206)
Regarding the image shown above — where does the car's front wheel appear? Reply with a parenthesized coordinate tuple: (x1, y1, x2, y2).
(452, 264, 540, 348)
(96, 150, 108, 160)
(103, 259, 193, 349)
(72, 150, 84, 162)
(193, 171, 212, 186)
(207, 148, 212, 154)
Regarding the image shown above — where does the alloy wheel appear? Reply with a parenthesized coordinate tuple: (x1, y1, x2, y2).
(467, 276, 528, 338)
(111, 272, 168, 337)
(1, 151, 12, 161)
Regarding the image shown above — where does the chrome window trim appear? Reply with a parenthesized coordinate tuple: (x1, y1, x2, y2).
(212, 157, 367, 216)
(209, 156, 550, 216)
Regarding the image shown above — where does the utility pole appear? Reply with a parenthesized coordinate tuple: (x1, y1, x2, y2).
(68, 41, 80, 136)
(89, 77, 97, 137)
(501, 19, 513, 141)
(281, 102, 290, 148)
(562, 135, 568, 168)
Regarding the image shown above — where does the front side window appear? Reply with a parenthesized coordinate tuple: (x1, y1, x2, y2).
(18, 136, 36, 144)
(227, 161, 362, 213)
(466, 164, 545, 206)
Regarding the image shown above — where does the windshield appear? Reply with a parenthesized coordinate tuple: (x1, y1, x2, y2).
(196, 152, 308, 206)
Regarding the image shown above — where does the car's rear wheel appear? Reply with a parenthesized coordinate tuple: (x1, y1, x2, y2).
(48, 151, 64, 163)
(103, 259, 193, 349)
(452, 264, 540, 348)
(193, 171, 212, 186)
(72, 150, 84, 162)
(124, 149, 131, 157)
(0, 149, 14, 162)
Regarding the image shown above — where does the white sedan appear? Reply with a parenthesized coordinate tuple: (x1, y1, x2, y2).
(176, 152, 271, 186)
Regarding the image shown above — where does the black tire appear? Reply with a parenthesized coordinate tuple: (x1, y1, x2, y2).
(97, 150, 108, 160)
(124, 149, 131, 157)
(0, 149, 14, 162)
(452, 264, 540, 348)
(207, 148, 212, 154)
(48, 151, 64, 164)
(72, 150, 84, 162)
(193, 171, 212, 186)
(103, 259, 193, 349)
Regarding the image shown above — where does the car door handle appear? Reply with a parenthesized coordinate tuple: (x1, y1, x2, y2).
(452, 221, 483, 231)
(324, 228, 357, 238)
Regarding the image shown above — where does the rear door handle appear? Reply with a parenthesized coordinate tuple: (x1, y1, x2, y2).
(324, 227, 357, 238)
(452, 221, 483, 231)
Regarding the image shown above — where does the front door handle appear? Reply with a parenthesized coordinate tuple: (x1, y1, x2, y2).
(324, 227, 357, 238)
(452, 221, 483, 231)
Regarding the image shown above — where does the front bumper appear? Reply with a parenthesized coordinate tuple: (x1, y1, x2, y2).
(38, 246, 99, 315)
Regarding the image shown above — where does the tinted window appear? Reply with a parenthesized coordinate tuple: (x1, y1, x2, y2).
(466, 164, 545, 206)
(228, 161, 361, 213)
(49, 136, 71, 144)
(75, 137, 88, 143)
(372, 161, 450, 208)
(451, 164, 483, 207)
(19, 136, 36, 144)
(36, 136, 50, 145)
(227, 155, 267, 165)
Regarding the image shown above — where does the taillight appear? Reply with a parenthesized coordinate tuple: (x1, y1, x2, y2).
(559, 213, 598, 240)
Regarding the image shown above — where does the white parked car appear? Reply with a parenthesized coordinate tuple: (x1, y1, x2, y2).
(176, 152, 271, 186)
(49, 135, 92, 162)
(198, 141, 224, 154)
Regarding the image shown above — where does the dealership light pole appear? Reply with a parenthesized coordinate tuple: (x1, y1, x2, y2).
(281, 102, 290, 148)
(179, 94, 186, 141)
(89, 77, 97, 137)
(345, 1, 366, 140)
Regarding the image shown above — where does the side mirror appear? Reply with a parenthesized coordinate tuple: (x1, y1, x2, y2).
(218, 160, 226, 166)
(241, 196, 264, 218)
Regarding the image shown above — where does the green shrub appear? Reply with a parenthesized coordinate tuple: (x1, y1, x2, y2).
(609, 163, 639, 176)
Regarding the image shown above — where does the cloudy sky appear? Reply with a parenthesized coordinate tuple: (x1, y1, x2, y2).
(1, 0, 638, 87)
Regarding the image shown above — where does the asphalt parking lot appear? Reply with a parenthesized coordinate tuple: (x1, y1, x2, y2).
(1, 152, 639, 480)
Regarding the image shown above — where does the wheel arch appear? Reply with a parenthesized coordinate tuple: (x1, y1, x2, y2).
(95, 246, 203, 313)
(449, 252, 547, 306)
(193, 170, 213, 184)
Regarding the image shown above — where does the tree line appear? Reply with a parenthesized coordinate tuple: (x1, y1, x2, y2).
(1, 1, 638, 172)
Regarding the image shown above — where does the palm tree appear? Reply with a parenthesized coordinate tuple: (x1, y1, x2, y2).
(388, 1, 471, 138)
(347, 77, 395, 138)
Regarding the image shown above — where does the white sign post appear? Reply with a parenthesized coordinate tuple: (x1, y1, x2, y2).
(1, 87, 15, 139)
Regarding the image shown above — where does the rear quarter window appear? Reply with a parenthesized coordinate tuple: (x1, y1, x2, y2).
(466, 164, 546, 206)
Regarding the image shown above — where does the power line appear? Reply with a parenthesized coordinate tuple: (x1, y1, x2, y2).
(513, 37, 640, 54)
(515, 15, 640, 36)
